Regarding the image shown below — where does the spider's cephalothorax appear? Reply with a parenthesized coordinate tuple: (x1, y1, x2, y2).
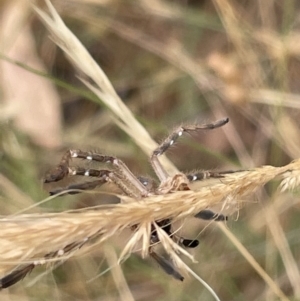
(0, 118, 229, 288)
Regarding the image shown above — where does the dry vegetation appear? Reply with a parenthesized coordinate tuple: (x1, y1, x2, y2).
(1, 0, 300, 300)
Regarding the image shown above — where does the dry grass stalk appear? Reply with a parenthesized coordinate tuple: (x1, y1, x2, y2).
(1, 158, 300, 276)
(34, 0, 178, 175)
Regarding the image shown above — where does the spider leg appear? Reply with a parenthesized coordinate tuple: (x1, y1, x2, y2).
(151, 118, 229, 182)
(69, 150, 148, 196)
(0, 240, 87, 289)
(44, 150, 72, 183)
(132, 179, 199, 250)
(133, 218, 186, 281)
(179, 238, 199, 248)
(186, 171, 230, 221)
(150, 219, 172, 244)
(150, 251, 184, 281)
(187, 169, 244, 182)
(186, 170, 225, 182)
(45, 150, 149, 198)
(0, 264, 35, 289)
(49, 168, 111, 196)
(49, 167, 142, 198)
(195, 209, 227, 221)
(151, 219, 199, 249)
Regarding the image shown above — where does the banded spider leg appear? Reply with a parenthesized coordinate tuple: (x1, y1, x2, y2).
(44, 150, 148, 198)
(151, 117, 229, 181)
(0, 240, 88, 289)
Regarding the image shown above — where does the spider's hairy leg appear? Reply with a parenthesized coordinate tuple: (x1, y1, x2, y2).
(0, 240, 89, 289)
(137, 178, 199, 249)
(150, 219, 172, 244)
(150, 251, 184, 281)
(45, 150, 149, 197)
(0, 264, 35, 289)
(44, 150, 72, 183)
(151, 118, 229, 182)
(195, 209, 227, 221)
(179, 238, 199, 248)
(152, 219, 199, 249)
(49, 168, 111, 195)
(187, 169, 244, 182)
(186, 170, 225, 182)
(69, 150, 148, 197)
(186, 171, 228, 221)
(49, 166, 146, 198)
(73, 167, 148, 198)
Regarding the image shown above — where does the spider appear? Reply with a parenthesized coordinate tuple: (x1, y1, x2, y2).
(0, 117, 229, 288)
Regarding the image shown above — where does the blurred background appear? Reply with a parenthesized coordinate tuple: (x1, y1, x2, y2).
(1, 0, 300, 300)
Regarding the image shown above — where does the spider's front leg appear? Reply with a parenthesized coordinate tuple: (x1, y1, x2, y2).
(149, 118, 229, 222)
(49, 167, 113, 196)
(150, 118, 229, 182)
(45, 150, 149, 198)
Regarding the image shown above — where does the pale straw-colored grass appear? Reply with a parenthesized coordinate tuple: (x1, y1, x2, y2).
(2, 159, 300, 268)
(1, 156, 300, 299)
(34, 0, 178, 175)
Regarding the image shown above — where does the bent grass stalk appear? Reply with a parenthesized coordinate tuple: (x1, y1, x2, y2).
(1, 157, 300, 300)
